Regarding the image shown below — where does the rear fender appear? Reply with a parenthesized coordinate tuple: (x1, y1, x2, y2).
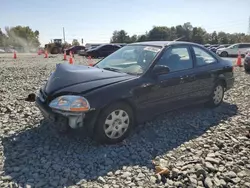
(214, 74, 227, 88)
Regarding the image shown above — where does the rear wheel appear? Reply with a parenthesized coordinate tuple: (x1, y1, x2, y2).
(93, 102, 134, 144)
(206, 82, 225, 108)
(221, 51, 228, 57)
(244, 64, 250, 72)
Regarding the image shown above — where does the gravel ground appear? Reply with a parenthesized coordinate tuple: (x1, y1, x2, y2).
(0, 53, 250, 188)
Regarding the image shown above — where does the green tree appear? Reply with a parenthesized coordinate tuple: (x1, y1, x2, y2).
(4, 26, 40, 49)
(72, 39, 80, 46)
(192, 27, 206, 44)
(110, 30, 131, 43)
(0, 28, 7, 46)
(110, 22, 250, 45)
(147, 26, 170, 41)
(130, 35, 138, 43)
(217, 32, 228, 44)
(137, 34, 148, 42)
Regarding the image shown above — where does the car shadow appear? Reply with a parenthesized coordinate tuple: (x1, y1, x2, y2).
(2, 102, 238, 187)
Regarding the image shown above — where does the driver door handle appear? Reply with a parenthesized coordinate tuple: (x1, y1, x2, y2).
(142, 83, 153, 88)
(180, 77, 185, 84)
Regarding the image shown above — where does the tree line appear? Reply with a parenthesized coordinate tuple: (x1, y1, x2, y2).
(110, 22, 250, 45)
(1, 23, 250, 51)
(0, 26, 40, 51)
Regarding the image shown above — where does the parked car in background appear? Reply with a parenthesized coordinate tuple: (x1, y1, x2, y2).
(244, 50, 250, 71)
(209, 44, 231, 53)
(65, 45, 85, 55)
(78, 45, 101, 56)
(35, 41, 234, 144)
(4, 48, 15, 53)
(216, 43, 250, 57)
(207, 44, 219, 50)
(204, 44, 211, 48)
(83, 44, 122, 58)
(85, 43, 104, 50)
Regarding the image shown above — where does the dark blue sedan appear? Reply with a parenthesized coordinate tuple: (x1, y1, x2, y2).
(244, 52, 250, 71)
(35, 41, 235, 144)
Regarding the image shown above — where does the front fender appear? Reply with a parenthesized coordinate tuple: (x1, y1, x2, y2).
(84, 79, 140, 110)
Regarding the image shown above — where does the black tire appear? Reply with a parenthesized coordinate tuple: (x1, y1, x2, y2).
(53, 116, 72, 134)
(206, 81, 225, 108)
(93, 102, 134, 144)
(244, 65, 250, 72)
(221, 51, 228, 57)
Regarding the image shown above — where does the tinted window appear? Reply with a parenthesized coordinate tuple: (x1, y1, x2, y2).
(239, 44, 250, 48)
(156, 46, 193, 72)
(228, 44, 239, 49)
(193, 46, 217, 66)
(100, 45, 112, 51)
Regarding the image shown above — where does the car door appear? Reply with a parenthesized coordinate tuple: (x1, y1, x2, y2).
(101, 45, 118, 57)
(98, 45, 109, 57)
(190, 45, 219, 100)
(227, 44, 239, 56)
(137, 44, 198, 115)
(107, 45, 120, 56)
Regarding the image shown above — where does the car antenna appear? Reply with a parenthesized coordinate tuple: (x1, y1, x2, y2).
(173, 36, 185, 41)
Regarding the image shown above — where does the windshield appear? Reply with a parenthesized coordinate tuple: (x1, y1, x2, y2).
(95, 45, 162, 75)
(228, 44, 238, 49)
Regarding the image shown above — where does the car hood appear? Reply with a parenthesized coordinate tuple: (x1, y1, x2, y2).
(44, 63, 135, 95)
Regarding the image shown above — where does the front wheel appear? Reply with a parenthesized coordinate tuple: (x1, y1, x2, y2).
(93, 102, 134, 144)
(206, 82, 225, 108)
(221, 51, 228, 57)
(244, 65, 250, 72)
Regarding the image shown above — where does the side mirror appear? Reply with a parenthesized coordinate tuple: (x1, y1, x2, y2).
(152, 65, 170, 75)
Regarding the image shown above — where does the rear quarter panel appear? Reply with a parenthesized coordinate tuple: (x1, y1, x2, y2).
(215, 58, 234, 89)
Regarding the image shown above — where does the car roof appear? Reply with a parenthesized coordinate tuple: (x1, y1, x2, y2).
(127, 41, 204, 48)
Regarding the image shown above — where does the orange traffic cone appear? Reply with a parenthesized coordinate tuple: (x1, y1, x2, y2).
(63, 50, 67, 60)
(13, 51, 17, 59)
(236, 51, 242, 67)
(69, 54, 73, 64)
(44, 50, 48, 58)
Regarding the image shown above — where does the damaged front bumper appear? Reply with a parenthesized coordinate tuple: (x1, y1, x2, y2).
(35, 96, 85, 129)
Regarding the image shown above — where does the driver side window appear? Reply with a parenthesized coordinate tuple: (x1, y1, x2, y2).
(156, 46, 193, 72)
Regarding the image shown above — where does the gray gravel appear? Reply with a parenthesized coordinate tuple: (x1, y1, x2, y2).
(0, 53, 250, 188)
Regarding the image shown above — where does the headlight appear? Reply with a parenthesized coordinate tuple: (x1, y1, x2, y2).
(49, 95, 90, 112)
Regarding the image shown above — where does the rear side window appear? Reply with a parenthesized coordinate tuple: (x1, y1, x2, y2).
(193, 46, 217, 66)
(239, 44, 250, 48)
(101, 45, 112, 51)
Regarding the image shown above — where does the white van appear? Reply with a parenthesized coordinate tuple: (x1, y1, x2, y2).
(216, 43, 250, 57)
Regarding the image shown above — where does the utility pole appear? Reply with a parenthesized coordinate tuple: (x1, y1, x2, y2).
(63, 27, 65, 43)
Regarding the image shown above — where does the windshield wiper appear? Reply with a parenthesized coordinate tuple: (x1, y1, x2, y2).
(102, 67, 121, 72)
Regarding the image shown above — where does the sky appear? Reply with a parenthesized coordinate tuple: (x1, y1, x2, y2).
(1, 0, 250, 46)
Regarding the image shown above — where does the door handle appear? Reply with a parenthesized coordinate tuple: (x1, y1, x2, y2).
(180, 77, 185, 84)
(142, 83, 153, 88)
